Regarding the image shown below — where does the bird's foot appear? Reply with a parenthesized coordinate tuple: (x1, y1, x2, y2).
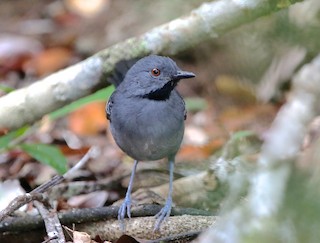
(154, 197, 172, 232)
(118, 195, 132, 231)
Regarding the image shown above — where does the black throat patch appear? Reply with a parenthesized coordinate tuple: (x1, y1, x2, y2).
(143, 81, 177, 100)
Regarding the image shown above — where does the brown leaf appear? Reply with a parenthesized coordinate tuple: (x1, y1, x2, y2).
(59, 145, 90, 157)
(64, 226, 101, 243)
(23, 47, 73, 76)
(115, 235, 140, 243)
(0, 35, 42, 74)
(67, 191, 108, 208)
(68, 102, 107, 136)
(73, 230, 93, 243)
(178, 137, 225, 161)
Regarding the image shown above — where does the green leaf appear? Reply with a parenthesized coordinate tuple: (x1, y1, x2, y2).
(49, 86, 115, 120)
(0, 83, 15, 93)
(185, 97, 207, 112)
(231, 130, 255, 140)
(20, 143, 67, 174)
(0, 126, 29, 149)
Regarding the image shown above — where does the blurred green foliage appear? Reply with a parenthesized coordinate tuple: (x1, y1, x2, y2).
(20, 143, 67, 174)
(0, 84, 14, 93)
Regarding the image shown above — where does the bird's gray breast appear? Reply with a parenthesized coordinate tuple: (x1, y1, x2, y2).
(110, 90, 185, 161)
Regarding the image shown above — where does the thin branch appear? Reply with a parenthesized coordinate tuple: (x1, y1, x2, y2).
(32, 146, 99, 194)
(0, 193, 49, 222)
(63, 146, 99, 180)
(33, 201, 65, 243)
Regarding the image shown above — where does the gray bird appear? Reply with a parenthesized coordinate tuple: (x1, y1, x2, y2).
(106, 55, 195, 231)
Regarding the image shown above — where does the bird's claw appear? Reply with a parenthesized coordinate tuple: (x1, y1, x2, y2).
(118, 195, 132, 231)
(154, 198, 172, 232)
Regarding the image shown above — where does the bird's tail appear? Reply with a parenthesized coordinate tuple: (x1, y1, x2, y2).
(107, 58, 140, 87)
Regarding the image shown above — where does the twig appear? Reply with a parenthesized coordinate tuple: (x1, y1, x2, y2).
(32, 175, 64, 194)
(33, 201, 65, 243)
(0, 193, 49, 221)
(32, 146, 99, 194)
(0, 146, 97, 220)
(63, 146, 99, 180)
(42, 236, 58, 243)
(0, 147, 97, 242)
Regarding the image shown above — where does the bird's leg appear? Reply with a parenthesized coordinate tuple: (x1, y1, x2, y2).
(118, 160, 139, 231)
(154, 157, 175, 231)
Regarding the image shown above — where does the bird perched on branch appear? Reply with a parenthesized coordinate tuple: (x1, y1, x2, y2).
(106, 55, 195, 231)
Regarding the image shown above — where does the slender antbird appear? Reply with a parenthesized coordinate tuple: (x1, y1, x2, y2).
(106, 55, 195, 231)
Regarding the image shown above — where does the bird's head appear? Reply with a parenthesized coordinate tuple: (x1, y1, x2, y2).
(122, 55, 195, 100)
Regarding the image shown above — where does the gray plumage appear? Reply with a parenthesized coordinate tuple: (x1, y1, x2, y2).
(106, 55, 195, 231)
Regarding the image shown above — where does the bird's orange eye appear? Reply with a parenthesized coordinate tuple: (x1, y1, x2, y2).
(151, 68, 160, 76)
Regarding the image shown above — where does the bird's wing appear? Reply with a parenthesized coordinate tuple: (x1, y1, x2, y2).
(183, 99, 187, 120)
(175, 90, 187, 120)
(106, 94, 114, 121)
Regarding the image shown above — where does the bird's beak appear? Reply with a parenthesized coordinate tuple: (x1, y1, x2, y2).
(173, 70, 195, 80)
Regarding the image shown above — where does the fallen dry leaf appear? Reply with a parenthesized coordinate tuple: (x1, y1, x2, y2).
(67, 191, 108, 208)
(0, 34, 42, 74)
(64, 226, 102, 243)
(115, 234, 140, 243)
(23, 47, 73, 77)
(178, 137, 225, 161)
(68, 102, 107, 136)
(73, 230, 93, 243)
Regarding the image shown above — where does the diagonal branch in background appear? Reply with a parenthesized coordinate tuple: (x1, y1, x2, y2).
(0, 0, 303, 130)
